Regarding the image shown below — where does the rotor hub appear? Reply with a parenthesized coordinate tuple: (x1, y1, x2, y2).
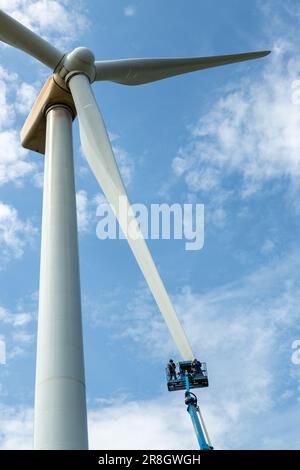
(55, 47, 96, 88)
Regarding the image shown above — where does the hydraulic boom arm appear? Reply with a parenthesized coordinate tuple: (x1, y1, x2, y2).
(184, 373, 213, 450)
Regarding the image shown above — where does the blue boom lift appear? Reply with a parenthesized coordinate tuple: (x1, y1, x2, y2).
(166, 360, 213, 450)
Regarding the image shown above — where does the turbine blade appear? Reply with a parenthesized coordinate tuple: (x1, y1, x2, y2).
(94, 50, 270, 85)
(0, 9, 64, 69)
(69, 73, 194, 360)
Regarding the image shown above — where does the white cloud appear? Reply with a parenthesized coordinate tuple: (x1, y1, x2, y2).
(76, 189, 99, 234)
(87, 248, 300, 448)
(12, 331, 33, 344)
(0, 390, 300, 449)
(261, 238, 275, 254)
(166, 7, 300, 222)
(0, 304, 33, 331)
(208, 206, 227, 228)
(0, 405, 33, 450)
(112, 144, 135, 187)
(76, 189, 92, 233)
(0, 2, 89, 188)
(0, 67, 38, 186)
(0, 398, 196, 450)
(76, 191, 109, 235)
(0, 307, 8, 322)
(0, 395, 199, 450)
(6, 345, 27, 360)
(0, 336, 5, 364)
(107, 131, 136, 186)
(15, 83, 37, 114)
(0, 68, 16, 129)
(1, 245, 300, 448)
(123, 5, 136, 17)
(31, 171, 44, 188)
(0, 0, 89, 48)
(3, 311, 32, 327)
(0, 130, 35, 186)
(0, 302, 34, 363)
(0, 201, 37, 262)
(116, 285, 172, 358)
(172, 46, 300, 201)
(89, 396, 196, 450)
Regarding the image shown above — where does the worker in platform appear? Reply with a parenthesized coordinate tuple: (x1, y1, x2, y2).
(191, 358, 202, 376)
(167, 359, 177, 380)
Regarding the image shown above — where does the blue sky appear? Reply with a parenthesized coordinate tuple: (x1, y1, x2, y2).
(1, 0, 300, 449)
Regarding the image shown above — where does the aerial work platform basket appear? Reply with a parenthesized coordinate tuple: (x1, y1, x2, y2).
(166, 360, 209, 392)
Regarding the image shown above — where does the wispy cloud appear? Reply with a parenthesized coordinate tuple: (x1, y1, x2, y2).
(86, 247, 300, 448)
(1, 308, 32, 327)
(76, 190, 106, 234)
(0, 0, 89, 48)
(1, 247, 300, 449)
(112, 143, 135, 187)
(1, 389, 300, 449)
(15, 83, 37, 115)
(106, 133, 135, 187)
(0, 201, 37, 263)
(261, 238, 275, 254)
(88, 393, 300, 450)
(0, 398, 194, 450)
(0, 2, 89, 190)
(164, 2, 300, 227)
(0, 404, 33, 450)
(0, 67, 37, 187)
(123, 5, 136, 18)
(76, 189, 95, 234)
(171, 46, 300, 199)
(0, 300, 35, 364)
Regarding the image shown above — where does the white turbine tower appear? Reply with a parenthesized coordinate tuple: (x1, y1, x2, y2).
(0, 9, 270, 450)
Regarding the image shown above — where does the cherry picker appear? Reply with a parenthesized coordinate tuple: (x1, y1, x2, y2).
(166, 360, 213, 450)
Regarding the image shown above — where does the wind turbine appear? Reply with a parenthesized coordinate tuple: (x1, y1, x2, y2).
(0, 9, 270, 450)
